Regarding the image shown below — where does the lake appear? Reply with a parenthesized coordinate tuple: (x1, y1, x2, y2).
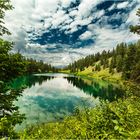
(11, 73, 125, 130)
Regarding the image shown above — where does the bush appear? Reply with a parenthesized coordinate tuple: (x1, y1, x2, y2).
(20, 96, 140, 139)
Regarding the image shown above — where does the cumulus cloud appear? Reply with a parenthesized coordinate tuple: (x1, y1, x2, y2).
(4, 0, 140, 66)
(93, 26, 139, 50)
(117, 2, 129, 9)
(60, 0, 76, 8)
(77, 0, 100, 18)
(108, 4, 116, 11)
(79, 31, 93, 40)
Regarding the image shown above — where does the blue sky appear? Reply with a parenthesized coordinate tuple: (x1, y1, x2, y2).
(5, 0, 140, 66)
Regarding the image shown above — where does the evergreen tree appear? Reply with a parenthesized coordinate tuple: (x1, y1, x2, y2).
(122, 45, 137, 79)
(109, 59, 114, 74)
(0, 0, 13, 36)
(130, 8, 140, 34)
(131, 61, 140, 82)
(116, 55, 123, 72)
(0, 1, 26, 138)
(95, 64, 101, 71)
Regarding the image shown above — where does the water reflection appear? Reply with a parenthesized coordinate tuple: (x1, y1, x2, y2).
(11, 75, 54, 89)
(12, 73, 125, 130)
(65, 77, 125, 101)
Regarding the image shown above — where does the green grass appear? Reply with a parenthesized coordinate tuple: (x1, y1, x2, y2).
(76, 66, 123, 83)
(61, 61, 123, 84)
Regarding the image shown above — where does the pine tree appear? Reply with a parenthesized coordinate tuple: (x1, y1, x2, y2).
(0, 0, 13, 36)
(130, 8, 140, 34)
(116, 55, 123, 72)
(122, 45, 137, 79)
(109, 59, 114, 74)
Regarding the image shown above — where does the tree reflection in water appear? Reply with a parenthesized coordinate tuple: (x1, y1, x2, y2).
(0, 75, 54, 138)
(65, 77, 125, 101)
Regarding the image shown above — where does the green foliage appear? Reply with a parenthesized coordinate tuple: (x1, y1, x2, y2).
(25, 59, 58, 74)
(0, 0, 27, 82)
(0, 53, 27, 82)
(0, 0, 13, 36)
(131, 62, 140, 82)
(0, 1, 26, 138)
(116, 55, 123, 72)
(122, 44, 137, 79)
(0, 82, 26, 139)
(20, 95, 140, 139)
(95, 64, 101, 71)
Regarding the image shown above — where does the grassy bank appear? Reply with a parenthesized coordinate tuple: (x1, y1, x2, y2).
(61, 67, 139, 98)
(61, 66, 123, 84)
(78, 67, 122, 82)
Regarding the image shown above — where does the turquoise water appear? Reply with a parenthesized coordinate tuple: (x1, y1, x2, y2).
(12, 73, 125, 130)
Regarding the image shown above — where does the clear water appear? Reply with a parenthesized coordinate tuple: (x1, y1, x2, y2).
(11, 73, 125, 130)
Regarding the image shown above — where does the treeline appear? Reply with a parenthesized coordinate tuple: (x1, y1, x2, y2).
(66, 41, 140, 83)
(25, 58, 58, 74)
(0, 39, 58, 82)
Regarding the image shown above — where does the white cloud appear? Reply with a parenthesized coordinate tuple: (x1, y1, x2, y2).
(108, 4, 116, 11)
(117, 2, 129, 9)
(95, 10, 105, 18)
(87, 24, 94, 31)
(51, 10, 70, 28)
(3, 0, 140, 66)
(60, 0, 76, 8)
(77, 0, 100, 18)
(65, 16, 93, 34)
(5, 0, 102, 37)
(79, 31, 93, 40)
(93, 26, 139, 50)
(126, 5, 140, 25)
(69, 10, 78, 17)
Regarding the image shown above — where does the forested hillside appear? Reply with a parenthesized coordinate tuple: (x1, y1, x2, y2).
(66, 41, 140, 82)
